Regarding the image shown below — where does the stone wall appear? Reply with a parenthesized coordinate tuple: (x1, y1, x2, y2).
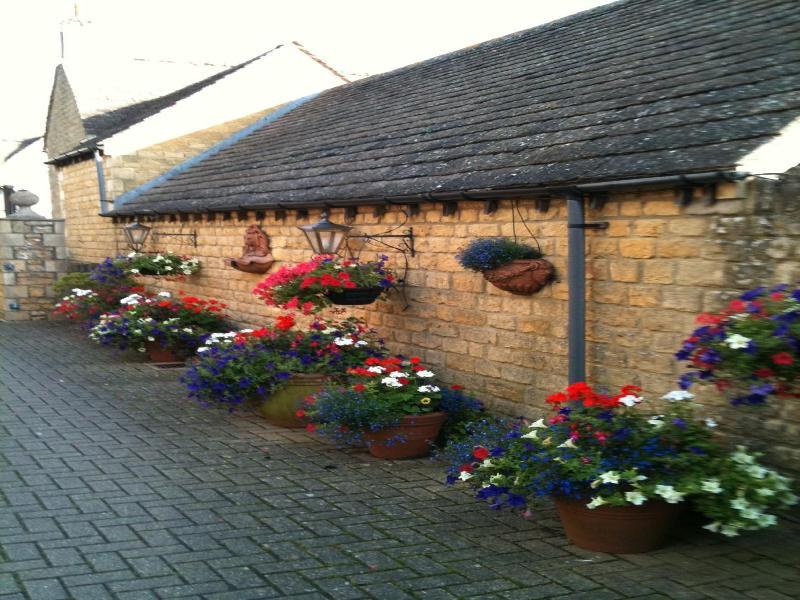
(0, 219, 67, 320)
(56, 172, 800, 471)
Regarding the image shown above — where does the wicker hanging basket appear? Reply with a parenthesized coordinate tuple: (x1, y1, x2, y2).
(482, 258, 554, 295)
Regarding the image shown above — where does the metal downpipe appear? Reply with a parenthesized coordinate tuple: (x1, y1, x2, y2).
(94, 149, 111, 215)
(566, 191, 586, 383)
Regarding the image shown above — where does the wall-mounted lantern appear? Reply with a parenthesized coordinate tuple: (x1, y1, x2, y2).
(297, 209, 352, 255)
(123, 220, 152, 252)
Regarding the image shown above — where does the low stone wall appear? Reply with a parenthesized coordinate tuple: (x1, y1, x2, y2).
(0, 219, 67, 320)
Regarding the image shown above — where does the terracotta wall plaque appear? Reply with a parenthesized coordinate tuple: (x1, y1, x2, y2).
(227, 225, 275, 273)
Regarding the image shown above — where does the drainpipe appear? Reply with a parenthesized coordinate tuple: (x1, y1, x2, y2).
(566, 190, 586, 383)
(93, 149, 111, 215)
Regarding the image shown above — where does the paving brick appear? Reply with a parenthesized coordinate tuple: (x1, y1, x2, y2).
(1, 322, 799, 600)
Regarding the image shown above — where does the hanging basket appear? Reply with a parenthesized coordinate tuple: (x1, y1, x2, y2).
(325, 286, 384, 306)
(482, 259, 554, 295)
(553, 497, 686, 553)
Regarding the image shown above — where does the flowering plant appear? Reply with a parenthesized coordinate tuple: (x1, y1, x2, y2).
(124, 252, 200, 277)
(456, 238, 543, 272)
(676, 285, 799, 405)
(183, 317, 385, 409)
(89, 291, 228, 355)
(53, 260, 136, 322)
(253, 254, 395, 313)
(303, 356, 453, 443)
(447, 382, 796, 537)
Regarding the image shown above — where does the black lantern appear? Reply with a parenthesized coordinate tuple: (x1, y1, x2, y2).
(123, 220, 152, 252)
(298, 210, 352, 255)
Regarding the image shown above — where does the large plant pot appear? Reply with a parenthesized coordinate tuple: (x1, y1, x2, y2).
(483, 259, 553, 295)
(258, 373, 328, 428)
(325, 286, 383, 306)
(553, 497, 686, 553)
(363, 412, 447, 459)
(144, 341, 182, 363)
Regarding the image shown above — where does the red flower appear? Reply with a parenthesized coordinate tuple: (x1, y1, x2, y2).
(754, 367, 775, 378)
(546, 392, 567, 405)
(275, 314, 296, 331)
(409, 357, 421, 364)
(353, 383, 366, 392)
(770, 292, 784, 301)
(305, 423, 316, 432)
(459, 463, 474, 473)
(772, 352, 794, 366)
(295, 409, 306, 418)
(472, 447, 490, 461)
(450, 385, 463, 391)
(398, 378, 410, 385)
(728, 299, 747, 312)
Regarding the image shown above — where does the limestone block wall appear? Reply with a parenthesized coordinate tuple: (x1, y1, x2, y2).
(0, 219, 67, 320)
(57, 173, 800, 472)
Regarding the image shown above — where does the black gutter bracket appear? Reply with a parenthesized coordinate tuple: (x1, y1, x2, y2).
(568, 222, 609, 230)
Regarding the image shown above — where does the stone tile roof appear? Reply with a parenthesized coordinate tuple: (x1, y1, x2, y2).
(115, 0, 800, 215)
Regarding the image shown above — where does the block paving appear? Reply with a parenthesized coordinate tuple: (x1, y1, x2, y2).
(1, 322, 799, 599)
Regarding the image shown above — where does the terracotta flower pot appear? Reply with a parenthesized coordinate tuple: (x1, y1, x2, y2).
(363, 411, 447, 459)
(553, 496, 686, 553)
(258, 373, 328, 428)
(482, 258, 553, 295)
(144, 341, 182, 363)
(325, 286, 384, 305)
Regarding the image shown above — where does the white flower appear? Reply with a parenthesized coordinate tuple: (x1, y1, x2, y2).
(381, 377, 403, 388)
(418, 385, 440, 393)
(724, 333, 751, 349)
(647, 415, 664, 428)
(153, 255, 164, 262)
(489, 474, 504, 484)
(481, 459, 494, 468)
(197, 347, 209, 353)
(334, 337, 354, 346)
(458, 471, 473, 481)
(529, 418, 547, 429)
(720, 525, 741, 537)
(157, 291, 171, 298)
(367, 366, 385, 374)
(355, 341, 368, 347)
(164, 266, 173, 271)
(130, 268, 140, 274)
(389, 371, 410, 378)
(132, 329, 142, 335)
(625, 491, 647, 505)
(618, 394, 642, 407)
(756, 514, 777, 527)
(597, 471, 620, 485)
(731, 447, 755, 465)
(520, 429, 538, 440)
(137, 347, 146, 353)
(127, 251, 137, 258)
(704, 418, 717, 428)
(322, 327, 337, 334)
(120, 294, 141, 305)
(146, 336, 155, 342)
(746, 465, 767, 479)
(701, 479, 723, 494)
(703, 521, 721, 533)
(586, 497, 606, 509)
(416, 370, 435, 378)
(654, 484, 685, 503)
(661, 390, 695, 402)
(240, 329, 254, 334)
(756, 487, 776, 498)
(557, 438, 576, 449)
(740, 507, 763, 520)
(730, 497, 750, 511)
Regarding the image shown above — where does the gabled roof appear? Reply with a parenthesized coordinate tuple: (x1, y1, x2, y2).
(114, 0, 800, 215)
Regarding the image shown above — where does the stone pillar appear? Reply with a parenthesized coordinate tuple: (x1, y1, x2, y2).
(0, 193, 68, 320)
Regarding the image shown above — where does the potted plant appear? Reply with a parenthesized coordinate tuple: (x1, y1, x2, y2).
(253, 254, 396, 314)
(89, 291, 229, 361)
(303, 356, 454, 459)
(676, 284, 799, 405)
(456, 238, 553, 295)
(124, 252, 201, 277)
(53, 259, 137, 323)
(183, 317, 386, 426)
(446, 382, 796, 553)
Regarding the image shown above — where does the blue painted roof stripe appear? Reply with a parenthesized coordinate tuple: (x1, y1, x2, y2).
(112, 93, 319, 210)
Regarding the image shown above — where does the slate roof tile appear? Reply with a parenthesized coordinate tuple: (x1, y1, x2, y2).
(115, 0, 800, 214)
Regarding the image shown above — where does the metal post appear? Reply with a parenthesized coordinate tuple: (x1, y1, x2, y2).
(567, 191, 586, 383)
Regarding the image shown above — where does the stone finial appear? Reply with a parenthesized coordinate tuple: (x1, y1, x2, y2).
(8, 190, 45, 220)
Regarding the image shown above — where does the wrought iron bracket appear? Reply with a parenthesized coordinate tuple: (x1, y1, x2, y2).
(152, 230, 198, 247)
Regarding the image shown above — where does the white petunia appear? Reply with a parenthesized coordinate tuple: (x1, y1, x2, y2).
(654, 484, 685, 503)
(701, 479, 723, 494)
(730, 497, 750, 511)
(618, 394, 642, 407)
(746, 465, 767, 479)
(164, 266, 173, 271)
(625, 491, 647, 505)
(127, 251, 137, 258)
(367, 366, 386, 374)
(458, 471, 473, 481)
(756, 514, 777, 527)
(647, 415, 664, 428)
(529, 418, 547, 429)
(389, 371, 410, 378)
(418, 385, 440, 393)
(157, 291, 172, 298)
(521, 429, 539, 440)
(731, 447, 755, 465)
(240, 329, 254, 334)
(756, 487, 776, 498)
(197, 347, 209, 353)
(724, 333, 751, 349)
(137, 347, 146, 353)
(557, 438, 576, 449)
(147, 336, 155, 342)
(704, 418, 718, 428)
(355, 341, 368, 347)
(597, 471, 621, 485)
(586, 497, 606, 509)
(382, 377, 403, 388)
(334, 337, 354, 346)
(130, 268, 140, 274)
(416, 370, 435, 378)
(703, 521, 721, 533)
(661, 390, 695, 402)
(720, 525, 741, 537)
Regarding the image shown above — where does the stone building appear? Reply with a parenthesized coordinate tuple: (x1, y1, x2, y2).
(58, 0, 800, 467)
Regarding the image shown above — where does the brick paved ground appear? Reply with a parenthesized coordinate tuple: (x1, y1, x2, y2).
(1, 322, 799, 600)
